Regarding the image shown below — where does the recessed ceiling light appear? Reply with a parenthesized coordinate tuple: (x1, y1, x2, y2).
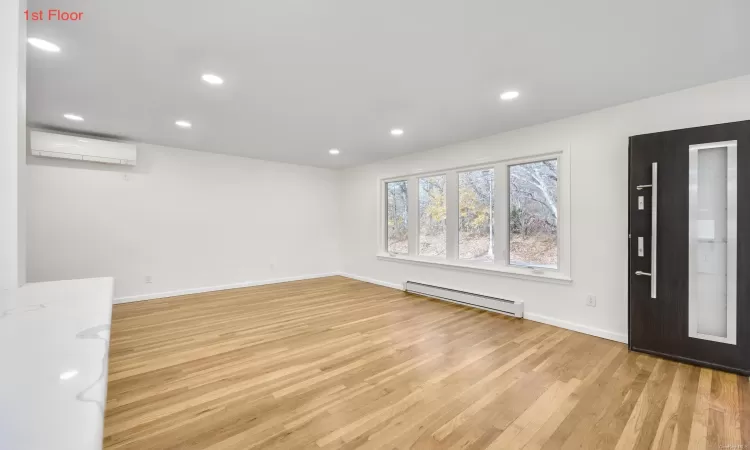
(28, 37, 61, 53)
(59, 370, 78, 381)
(390, 128, 404, 136)
(500, 91, 520, 101)
(63, 114, 84, 121)
(201, 74, 224, 85)
(175, 120, 192, 128)
(329, 149, 340, 155)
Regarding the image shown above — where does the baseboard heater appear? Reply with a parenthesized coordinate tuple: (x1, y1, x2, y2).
(405, 281, 524, 318)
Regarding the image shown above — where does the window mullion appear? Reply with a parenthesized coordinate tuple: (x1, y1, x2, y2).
(445, 171, 458, 260)
(381, 181, 386, 253)
(557, 153, 569, 276)
(407, 177, 419, 256)
(494, 162, 509, 268)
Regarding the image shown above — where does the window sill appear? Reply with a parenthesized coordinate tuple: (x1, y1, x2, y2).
(376, 253, 572, 284)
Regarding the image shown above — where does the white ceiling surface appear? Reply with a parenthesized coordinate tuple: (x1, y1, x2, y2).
(27, 0, 750, 168)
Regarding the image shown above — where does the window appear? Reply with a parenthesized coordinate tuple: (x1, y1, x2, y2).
(509, 159, 558, 268)
(418, 175, 446, 257)
(386, 180, 408, 254)
(380, 151, 569, 281)
(688, 141, 737, 345)
(458, 169, 494, 261)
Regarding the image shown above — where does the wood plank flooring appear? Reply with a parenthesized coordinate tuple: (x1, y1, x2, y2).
(104, 276, 749, 449)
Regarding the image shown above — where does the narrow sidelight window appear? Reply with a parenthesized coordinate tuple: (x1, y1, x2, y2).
(688, 141, 737, 345)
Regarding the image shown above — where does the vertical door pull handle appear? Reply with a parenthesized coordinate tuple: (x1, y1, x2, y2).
(634, 164, 657, 298)
(650, 163, 657, 299)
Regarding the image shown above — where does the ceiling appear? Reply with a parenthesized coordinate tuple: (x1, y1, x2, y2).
(27, 0, 750, 169)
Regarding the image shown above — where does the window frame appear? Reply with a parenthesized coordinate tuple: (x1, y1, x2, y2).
(377, 149, 571, 283)
(506, 157, 560, 270)
(457, 167, 495, 263)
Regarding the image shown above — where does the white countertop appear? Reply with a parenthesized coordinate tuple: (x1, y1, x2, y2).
(0, 277, 114, 450)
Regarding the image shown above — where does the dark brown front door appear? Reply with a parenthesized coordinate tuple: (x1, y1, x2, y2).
(629, 120, 750, 375)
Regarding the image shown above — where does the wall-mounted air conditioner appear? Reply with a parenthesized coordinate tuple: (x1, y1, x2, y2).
(30, 130, 137, 166)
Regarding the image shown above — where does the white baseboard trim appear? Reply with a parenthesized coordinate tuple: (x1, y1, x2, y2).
(338, 273, 627, 344)
(114, 272, 342, 304)
(339, 273, 404, 291)
(524, 312, 628, 344)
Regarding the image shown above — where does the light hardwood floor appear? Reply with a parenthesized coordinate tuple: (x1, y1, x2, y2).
(104, 276, 749, 449)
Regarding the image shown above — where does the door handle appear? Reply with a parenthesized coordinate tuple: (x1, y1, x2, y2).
(650, 163, 657, 299)
(635, 163, 657, 298)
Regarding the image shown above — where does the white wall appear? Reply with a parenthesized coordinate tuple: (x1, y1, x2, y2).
(27, 144, 341, 300)
(340, 75, 750, 343)
(0, 0, 26, 290)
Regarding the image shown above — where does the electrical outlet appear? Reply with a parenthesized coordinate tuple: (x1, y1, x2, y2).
(586, 295, 596, 307)
(145, 276, 152, 284)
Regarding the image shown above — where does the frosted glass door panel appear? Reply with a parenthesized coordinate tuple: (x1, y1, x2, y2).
(688, 141, 737, 345)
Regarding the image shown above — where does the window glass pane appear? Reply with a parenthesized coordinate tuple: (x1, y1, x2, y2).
(509, 159, 558, 268)
(458, 169, 494, 261)
(418, 175, 446, 257)
(689, 144, 735, 342)
(386, 180, 408, 254)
